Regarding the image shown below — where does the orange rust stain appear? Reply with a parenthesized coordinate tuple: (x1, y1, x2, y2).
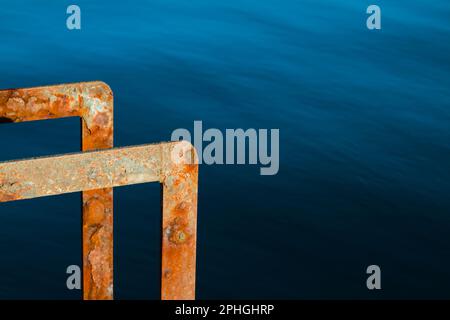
(93, 112, 109, 127)
(0, 193, 17, 202)
(83, 188, 113, 300)
(84, 198, 107, 225)
(1, 90, 75, 121)
(165, 217, 191, 245)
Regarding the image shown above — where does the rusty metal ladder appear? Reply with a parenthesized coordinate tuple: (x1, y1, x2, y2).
(0, 82, 198, 300)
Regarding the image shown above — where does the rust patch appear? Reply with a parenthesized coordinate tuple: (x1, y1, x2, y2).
(165, 217, 190, 245)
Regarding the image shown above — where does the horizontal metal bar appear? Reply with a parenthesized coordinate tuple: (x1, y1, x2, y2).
(0, 142, 194, 202)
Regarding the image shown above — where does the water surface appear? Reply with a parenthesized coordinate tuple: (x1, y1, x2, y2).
(0, 0, 449, 299)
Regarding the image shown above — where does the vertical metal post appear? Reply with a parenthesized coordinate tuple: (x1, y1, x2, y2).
(161, 142, 198, 299)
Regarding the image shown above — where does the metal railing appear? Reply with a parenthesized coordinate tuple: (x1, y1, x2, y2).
(0, 83, 198, 300)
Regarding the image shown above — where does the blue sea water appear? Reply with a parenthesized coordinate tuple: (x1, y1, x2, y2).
(0, 0, 449, 299)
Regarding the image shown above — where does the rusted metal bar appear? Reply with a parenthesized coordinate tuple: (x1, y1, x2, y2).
(0, 82, 113, 299)
(0, 141, 198, 300)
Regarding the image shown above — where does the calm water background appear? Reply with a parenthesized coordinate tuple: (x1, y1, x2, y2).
(0, 0, 449, 299)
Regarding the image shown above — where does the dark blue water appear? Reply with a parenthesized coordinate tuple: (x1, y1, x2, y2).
(0, 0, 449, 299)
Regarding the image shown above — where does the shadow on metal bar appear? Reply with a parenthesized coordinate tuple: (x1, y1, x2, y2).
(0, 82, 114, 299)
(0, 141, 198, 300)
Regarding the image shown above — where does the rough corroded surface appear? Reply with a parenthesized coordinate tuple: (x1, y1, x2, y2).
(0, 141, 198, 300)
(161, 142, 198, 300)
(0, 81, 113, 148)
(0, 144, 162, 198)
(0, 82, 113, 300)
